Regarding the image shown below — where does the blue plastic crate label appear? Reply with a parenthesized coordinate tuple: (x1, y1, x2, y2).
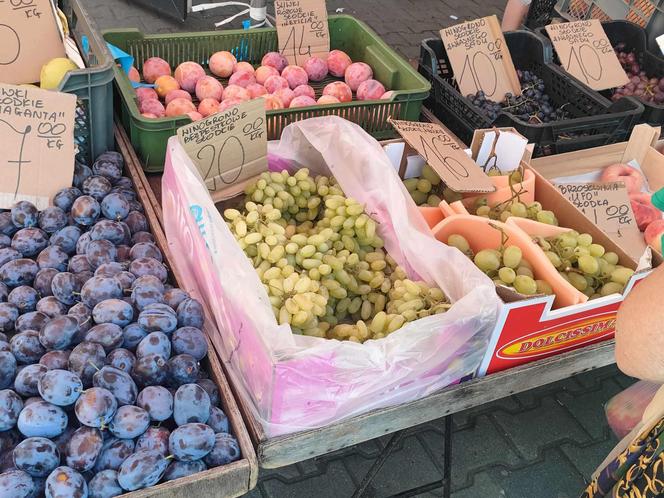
(177, 99, 267, 195)
(440, 15, 521, 102)
(275, 0, 329, 66)
(545, 20, 628, 91)
(0, 83, 76, 209)
(0, 0, 66, 85)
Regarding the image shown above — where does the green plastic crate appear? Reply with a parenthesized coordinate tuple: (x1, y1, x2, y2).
(58, 0, 115, 163)
(103, 15, 431, 172)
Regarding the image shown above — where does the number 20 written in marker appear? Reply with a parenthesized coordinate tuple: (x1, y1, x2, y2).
(197, 136, 246, 192)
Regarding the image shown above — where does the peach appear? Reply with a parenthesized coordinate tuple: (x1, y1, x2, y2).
(209, 51, 236, 78)
(317, 95, 340, 105)
(262, 94, 284, 110)
(223, 84, 250, 101)
(255, 65, 279, 85)
(135, 87, 158, 103)
(327, 49, 352, 77)
(645, 219, 664, 252)
(630, 192, 660, 231)
(274, 88, 295, 107)
(322, 81, 352, 103)
(142, 57, 171, 84)
(128, 66, 141, 82)
(218, 98, 243, 112)
(228, 70, 256, 88)
(198, 98, 220, 118)
(600, 163, 644, 194)
(174, 62, 206, 93)
(141, 112, 158, 119)
(264, 75, 289, 94)
(247, 83, 268, 99)
(139, 98, 165, 117)
(154, 75, 180, 98)
(195, 76, 224, 101)
(234, 61, 255, 74)
(356, 79, 386, 101)
(344, 62, 373, 92)
(165, 89, 193, 105)
(261, 52, 288, 73)
(281, 65, 308, 89)
(187, 111, 204, 122)
(293, 85, 315, 99)
(303, 57, 328, 82)
(289, 95, 316, 108)
(165, 97, 197, 117)
(380, 90, 395, 100)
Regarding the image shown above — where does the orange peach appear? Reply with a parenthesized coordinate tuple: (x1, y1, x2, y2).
(198, 98, 220, 117)
(223, 84, 250, 101)
(154, 75, 180, 99)
(165, 98, 197, 117)
(289, 95, 316, 108)
(344, 62, 373, 92)
(234, 61, 255, 74)
(600, 163, 645, 194)
(165, 89, 193, 105)
(218, 98, 243, 112)
(209, 51, 236, 78)
(322, 81, 352, 103)
(264, 75, 289, 94)
(303, 56, 328, 81)
(247, 83, 268, 99)
(630, 192, 660, 231)
(135, 87, 158, 102)
(317, 95, 340, 105)
(142, 57, 171, 84)
(356, 79, 386, 101)
(195, 76, 224, 101)
(261, 52, 288, 72)
(645, 219, 664, 252)
(228, 70, 256, 88)
(139, 98, 165, 117)
(293, 84, 315, 99)
(274, 88, 295, 107)
(187, 111, 204, 122)
(327, 50, 352, 77)
(281, 65, 308, 89)
(128, 66, 141, 82)
(262, 94, 284, 110)
(255, 65, 279, 85)
(174, 61, 206, 93)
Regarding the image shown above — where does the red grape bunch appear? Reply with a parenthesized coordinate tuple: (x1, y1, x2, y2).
(612, 43, 664, 104)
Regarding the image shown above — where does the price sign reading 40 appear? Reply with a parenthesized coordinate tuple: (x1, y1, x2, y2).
(440, 15, 521, 102)
(545, 20, 628, 91)
(275, 0, 330, 66)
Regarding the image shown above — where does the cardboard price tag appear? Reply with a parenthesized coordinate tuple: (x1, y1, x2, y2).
(557, 182, 646, 258)
(275, 0, 329, 66)
(0, 83, 76, 209)
(390, 119, 495, 193)
(440, 15, 521, 102)
(177, 99, 267, 194)
(0, 0, 66, 85)
(545, 20, 629, 91)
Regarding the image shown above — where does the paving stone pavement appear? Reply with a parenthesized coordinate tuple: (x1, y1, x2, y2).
(78, 1, 637, 496)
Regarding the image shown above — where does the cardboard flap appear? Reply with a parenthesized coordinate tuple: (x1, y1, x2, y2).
(621, 124, 661, 165)
(274, 0, 330, 66)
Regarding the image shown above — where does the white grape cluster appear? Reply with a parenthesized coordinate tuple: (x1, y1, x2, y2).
(403, 164, 462, 207)
(224, 168, 450, 343)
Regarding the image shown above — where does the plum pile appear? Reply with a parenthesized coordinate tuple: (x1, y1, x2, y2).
(612, 44, 664, 104)
(0, 151, 239, 498)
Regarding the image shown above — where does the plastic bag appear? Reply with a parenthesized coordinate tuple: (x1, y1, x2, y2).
(162, 116, 500, 436)
(606, 380, 661, 439)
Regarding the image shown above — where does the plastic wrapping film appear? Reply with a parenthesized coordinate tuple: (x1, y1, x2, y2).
(162, 116, 501, 437)
(606, 380, 661, 439)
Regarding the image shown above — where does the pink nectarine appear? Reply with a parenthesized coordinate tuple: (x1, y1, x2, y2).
(139, 98, 165, 117)
(165, 98, 197, 117)
(317, 95, 340, 105)
(274, 88, 295, 107)
(187, 111, 204, 122)
(223, 85, 250, 101)
(327, 50, 352, 78)
(198, 98, 220, 117)
(600, 163, 645, 194)
(135, 87, 158, 103)
(264, 75, 289, 94)
(165, 89, 193, 105)
(344, 62, 373, 92)
(195, 76, 224, 101)
(380, 90, 395, 100)
(630, 192, 660, 231)
(293, 85, 315, 99)
(141, 112, 158, 119)
(261, 52, 288, 72)
(303, 57, 328, 81)
(142, 57, 171, 84)
(255, 65, 279, 85)
(234, 61, 255, 74)
(281, 65, 308, 89)
(289, 95, 317, 108)
(247, 83, 268, 99)
(645, 219, 664, 252)
(218, 98, 243, 112)
(262, 94, 284, 110)
(322, 81, 352, 103)
(357, 79, 386, 101)
(128, 66, 141, 83)
(174, 62, 206, 93)
(228, 70, 256, 88)
(209, 51, 236, 78)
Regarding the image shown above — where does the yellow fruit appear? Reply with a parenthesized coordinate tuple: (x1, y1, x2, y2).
(40, 58, 78, 89)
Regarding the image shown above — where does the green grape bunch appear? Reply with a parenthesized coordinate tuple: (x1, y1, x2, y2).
(403, 164, 462, 207)
(224, 168, 451, 343)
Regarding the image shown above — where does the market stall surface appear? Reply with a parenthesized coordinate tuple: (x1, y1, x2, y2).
(79, 1, 637, 496)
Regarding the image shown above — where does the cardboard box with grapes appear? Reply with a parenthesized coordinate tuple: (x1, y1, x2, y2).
(161, 116, 500, 435)
(394, 126, 661, 376)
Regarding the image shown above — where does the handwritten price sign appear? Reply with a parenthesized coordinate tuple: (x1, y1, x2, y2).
(0, 84, 76, 209)
(275, 0, 329, 66)
(390, 119, 494, 193)
(545, 20, 628, 91)
(440, 16, 521, 102)
(0, 0, 65, 84)
(177, 99, 267, 193)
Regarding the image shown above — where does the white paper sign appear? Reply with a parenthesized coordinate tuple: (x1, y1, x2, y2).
(475, 130, 528, 174)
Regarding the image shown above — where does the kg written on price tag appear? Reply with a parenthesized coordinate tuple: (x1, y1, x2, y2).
(0, 0, 66, 85)
(0, 83, 76, 209)
(177, 99, 267, 197)
(440, 15, 521, 103)
(545, 20, 628, 91)
(390, 119, 495, 193)
(275, 0, 330, 66)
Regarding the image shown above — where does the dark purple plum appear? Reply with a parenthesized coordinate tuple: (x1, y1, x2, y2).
(208, 406, 230, 434)
(0, 248, 21, 268)
(75, 232, 92, 255)
(125, 211, 148, 234)
(39, 350, 71, 370)
(117, 450, 169, 491)
(7, 286, 38, 314)
(106, 348, 135, 374)
(92, 155, 122, 182)
(101, 193, 130, 221)
(173, 383, 210, 425)
(164, 288, 188, 311)
(13, 437, 59, 477)
(131, 354, 167, 388)
(68, 341, 106, 387)
(0, 469, 35, 498)
(129, 257, 167, 282)
(65, 426, 103, 472)
(0, 213, 17, 237)
(108, 405, 149, 439)
(49, 226, 81, 256)
(130, 242, 162, 262)
(93, 437, 135, 472)
(10, 331, 45, 364)
(34, 268, 58, 297)
(135, 426, 170, 456)
(196, 379, 220, 407)
(203, 432, 241, 467)
(136, 332, 171, 359)
(37, 207, 67, 234)
(163, 460, 207, 482)
(51, 272, 81, 307)
(136, 386, 173, 422)
(38, 369, 82, 407)
(82, 176, 112, 202)
(0, 259, 39, 288)
(16, 312, 49, 333)
(14, 364, 47, 397)
(0, 352, 16, 389)
(121, 323, 147, 351)
(177, 298, 204, 329)
(36, 297, 69, 318)
(11, 228, 48, 258)
(88, 469, 123, 498)
(74, 387, 117, 428)
(167, 354, 199, 387)
(85, 239, 117, 270)
(138, 307, 177, 334)
(90, 220, 126, 246)
(71, 195, 100, 226)
(53, 187, 82, 212)
(17, 401, 68, 438)
(85, 324, 123, 353)
(131, 231, 154, 245)
(94, 262, 124, 278)
(68, 254, 92, 274)
(131, 275, 164, 311)
(45, 466, 87, 498)
(172, 327, 207, 360)
(93, 366, 137, 406)
(73, 161, 93, 188)
(0, 389, 22, 431)
(0, 303, 18, 331)
(80, 277, 122, 308)
(11, 201, 38, 229)
(92, 299, 133, 327)
(169, 423, 215, 461)
(39, 316, 79, 351)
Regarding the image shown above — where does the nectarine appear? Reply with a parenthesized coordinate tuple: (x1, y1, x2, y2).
(198, 98, 220, 117)
(165, 89, 193, 105)
(264, 75, 289, 94)
(327, 50, 352, 78)
(262, 94, 284, 110)
(293, 85, 315, 99)
(234, 61, 255, 74)
(174, 62, 206, 93)
(139, 98, 165, 117)
(135, 87, 159, 103)
(195, 76, 224, 101)
(154, 75, 180, 99)
(165, 98, 197, 117)
(218, 98, 243, 112)
(142, 57, 171, 84)
(317, 95, 340, 105)
(322, 81, 352, 103)
(630, 192, 660, 231)
(247, 83, 268, 99)
(356, 79, 386, 101)
(209, 51, 236, 78)
(344, 62, 373, 92)
(128, 66, 141, 83)
(255, 65, 279, 85)
(645, 219, 664, 252)
(281, 65, 309, 89)
(187, 111, 204, 122)
(228, 70, 256, 88)
(274, 88, 295, 107)
(289, 95, 317, 108)
(261, 52, 288, 73)
(600, 163, 645, 194)
(303, 56, 328, 82)
(223, 85, 250, 101)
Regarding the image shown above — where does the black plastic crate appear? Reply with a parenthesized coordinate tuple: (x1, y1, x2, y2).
(538, 21, 663, 127)
(525, 0, 560, 29)
(418, 30, 644, 156)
